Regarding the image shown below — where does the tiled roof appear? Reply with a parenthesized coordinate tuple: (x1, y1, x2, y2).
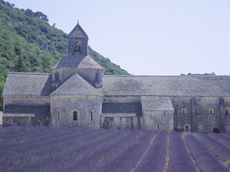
(2, 72, 53, 96)
(99, 75, 230, 97)
(51, 54, 104, 70)
(68, 23, 88, 39)
(50, 73, 103, 96)
(141, 96, 174, 111)
(102, 103, 142, 116)
(3, 104, 50, 117)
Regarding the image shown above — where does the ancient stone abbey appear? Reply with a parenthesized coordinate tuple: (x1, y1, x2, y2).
(2, 23, 230, 133)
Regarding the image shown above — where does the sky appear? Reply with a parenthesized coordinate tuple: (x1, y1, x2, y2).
(6, 0, 230, 75)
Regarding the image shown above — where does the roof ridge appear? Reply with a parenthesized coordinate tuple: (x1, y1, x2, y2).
(9, 72, 50, 75)
(50, 73, 102, 96)
(68, 23, 88, 38)
(103, 75, 230, 77)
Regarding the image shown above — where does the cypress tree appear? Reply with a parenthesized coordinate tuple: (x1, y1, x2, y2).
(14, 48, 27, 72)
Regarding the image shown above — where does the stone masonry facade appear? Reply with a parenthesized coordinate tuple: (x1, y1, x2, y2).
(2, 23, 230, 133)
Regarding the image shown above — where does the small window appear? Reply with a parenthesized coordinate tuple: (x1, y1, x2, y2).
(73, 111, 78, 121)
(197, 109, 200, 114)
(55, 72, 59, 81)
(91, 110, 94, 121)
(209, 108, 214, 114)
(200, 126, 204, 132)
(225, 108, 229, 114)
(182, 108, 187, 114)
(57, 111, 60, 121)
(75, 41, 81, 52)
(157, 124, 160, 130)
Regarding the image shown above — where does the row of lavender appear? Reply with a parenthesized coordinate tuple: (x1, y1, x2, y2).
(0, 127, 119, 171)
(184, 133, 229, 172)
(1, 126, 230, 172)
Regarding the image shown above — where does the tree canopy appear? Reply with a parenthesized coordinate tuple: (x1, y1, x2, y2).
(0, 0, 129, 111)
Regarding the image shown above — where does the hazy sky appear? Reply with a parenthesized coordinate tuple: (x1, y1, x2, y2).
(6, 0, 230, 75)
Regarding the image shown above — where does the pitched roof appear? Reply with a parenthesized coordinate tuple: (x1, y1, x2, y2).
(50, 73, 103, 96)
(68, 23, 88, 39)
(141, 96, 174, 111)
(2, 72, 53, 97)
(3, 104, 50, 117)
(51, 54, 104, 70)
(102, 103, 142, 116)
(99, 75, 230, 97)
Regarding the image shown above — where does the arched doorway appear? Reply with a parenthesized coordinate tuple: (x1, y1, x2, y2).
(183, 124, 191, 132)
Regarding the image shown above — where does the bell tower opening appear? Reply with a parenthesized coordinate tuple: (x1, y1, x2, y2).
(75, 40, 82, 52)
(68, 22, 88, 55)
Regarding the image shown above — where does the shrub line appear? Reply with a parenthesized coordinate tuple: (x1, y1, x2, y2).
(196, 134, 230, 171)
(182, 136, 200, 172)
(130, 134, 156, 172)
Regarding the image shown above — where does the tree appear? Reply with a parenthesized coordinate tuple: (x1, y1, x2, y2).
(14, 48, 27, 72)
(34, 11, 48, 22)
(24, 9, 34, 17)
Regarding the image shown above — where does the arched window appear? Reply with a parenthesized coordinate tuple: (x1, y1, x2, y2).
(91, 110, 94, 121)
(73, 111, 78, 121)
(55, 72, 59, 81)
(57, 110, 60, 121)
(186, 126, 188, 131)
(75, 41, 82, 52)
(209, 108, 214, 114)
(200, 125, 204, 132)
(182, 108, 187, 114)
(225, 108, 229, 114)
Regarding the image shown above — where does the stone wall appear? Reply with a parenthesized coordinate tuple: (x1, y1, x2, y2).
(3, 116, 50, 126)
(0, 111, 2, 125)
(172, 97, 230, 133)
(142, 110, 174, 132)
(100, 113, 142, 130)
(51, 95, 102, 128)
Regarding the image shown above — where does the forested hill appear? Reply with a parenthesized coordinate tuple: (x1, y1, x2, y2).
(0, 0, 129, 110)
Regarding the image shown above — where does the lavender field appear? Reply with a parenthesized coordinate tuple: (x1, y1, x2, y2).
(0, 127, 230, 172)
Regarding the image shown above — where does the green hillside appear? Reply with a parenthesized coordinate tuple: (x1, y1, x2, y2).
(0, 0, 129, 111)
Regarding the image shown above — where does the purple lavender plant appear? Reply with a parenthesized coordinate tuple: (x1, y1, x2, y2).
(7, 129, 129, 172)
(197, 132, 230, 162)
(184, 133, 228, 172)
(168, 131, 196, 172)
(133, 130, 167, 172)
(220, 133, 230, 139)
(0, 128, 107, 171)
(93, 130, 155, 172)
(54, 129, 143, 172)
(207, 132, 230, 149)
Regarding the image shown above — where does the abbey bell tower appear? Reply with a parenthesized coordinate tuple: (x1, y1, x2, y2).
(68, 22, 89, 55)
